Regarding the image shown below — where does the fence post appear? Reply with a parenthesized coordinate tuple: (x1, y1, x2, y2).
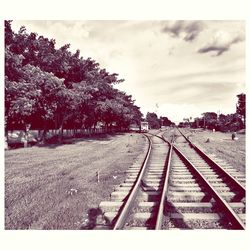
(96, 171, 100, 183)
(23, 124, 31, 148)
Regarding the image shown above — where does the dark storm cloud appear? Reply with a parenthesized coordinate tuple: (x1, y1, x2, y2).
(162, 21, 204, 42)
(198, 33, 244, 56)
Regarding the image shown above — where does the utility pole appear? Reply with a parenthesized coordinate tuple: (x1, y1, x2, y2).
(217, 110, 220, 121)
(155, 103, 159, 115)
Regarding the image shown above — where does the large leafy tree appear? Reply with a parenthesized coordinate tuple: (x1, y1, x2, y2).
(5, 78, 39, 128)
(116, 92, 142, 128)
(22, 64, 66, 140)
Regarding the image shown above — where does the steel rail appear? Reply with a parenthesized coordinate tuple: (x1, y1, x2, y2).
(155, 136, 173, 229)
(173, 144, 245, 229)
(113, 134, 152, 230)
(145, 132, 176, 229)
(177, 127, 246, 197)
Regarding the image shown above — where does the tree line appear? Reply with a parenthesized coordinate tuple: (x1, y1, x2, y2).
(179, 93, 246, 132)
(5, 21, 143, 142)
(145, 112, 175, 129)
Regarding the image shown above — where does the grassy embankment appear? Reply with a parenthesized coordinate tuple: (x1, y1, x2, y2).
(5, 133, 146, 229)
(186, 129, 245, 173)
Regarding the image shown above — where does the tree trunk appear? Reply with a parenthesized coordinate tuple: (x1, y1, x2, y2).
(23, 123, 31, 148)
(4, 118, 9, 150)
(40, 121, 48, 144)
(23, 131, 28, 148)
(58, 119, 65, 143)
(105, 123, 108, 133)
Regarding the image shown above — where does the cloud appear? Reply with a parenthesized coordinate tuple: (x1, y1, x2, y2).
(198, 30, 244, 56)
(153, 81, 240, 106)
(162, 21, 204, 42)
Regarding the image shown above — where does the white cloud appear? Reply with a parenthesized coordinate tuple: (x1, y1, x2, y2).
(198, 30, 244, 56)
(11, 20, 245, 123)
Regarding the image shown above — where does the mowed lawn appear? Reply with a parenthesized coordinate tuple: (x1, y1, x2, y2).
(185, 129, 245, 173)
(5, 133, 146, 229)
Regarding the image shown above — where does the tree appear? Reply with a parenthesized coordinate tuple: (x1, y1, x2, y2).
(202, 112, 218, 129)
(22, 64, 66, 141)
(5, 47, 24, 82)
(5, 77, 40, 147)
(193, 117, 203, 128)
(218, 113, 243, 132)
(183, 118, 191, 127)
(114, 91, 142, 129)
(146, 112, 161, 129)
(5, 63, 67, 142)
(160, 116, 174, 126)
(5, 20, 14, 46)
(193, 111, 243, 132)
(236, 93, 245, 127)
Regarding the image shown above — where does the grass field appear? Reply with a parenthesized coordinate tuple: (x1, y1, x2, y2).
(184, 129, 245, 173)
(5, 132, 146, 230)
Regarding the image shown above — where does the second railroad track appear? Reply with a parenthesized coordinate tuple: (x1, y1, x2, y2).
(96, 128, 245, 229)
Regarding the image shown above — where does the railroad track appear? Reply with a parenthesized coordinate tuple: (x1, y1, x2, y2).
(161, 128, 245, 229)
(96, 128, 245, 229)
(98, 131, 170, 229)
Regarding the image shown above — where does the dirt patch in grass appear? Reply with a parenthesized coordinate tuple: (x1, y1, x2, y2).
(182, 129, 245, 173)
(5, 132, 147, 229)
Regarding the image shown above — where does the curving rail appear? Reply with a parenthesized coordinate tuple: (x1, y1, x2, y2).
(112, 134, 152, 229)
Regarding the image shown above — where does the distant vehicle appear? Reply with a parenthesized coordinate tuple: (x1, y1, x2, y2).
(140, 121, 149, 132)
(129, 124, 140, 132)
(161, 125, 167, 129)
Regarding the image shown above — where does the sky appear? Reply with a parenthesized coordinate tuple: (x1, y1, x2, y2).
(11, 20, 245, 123)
